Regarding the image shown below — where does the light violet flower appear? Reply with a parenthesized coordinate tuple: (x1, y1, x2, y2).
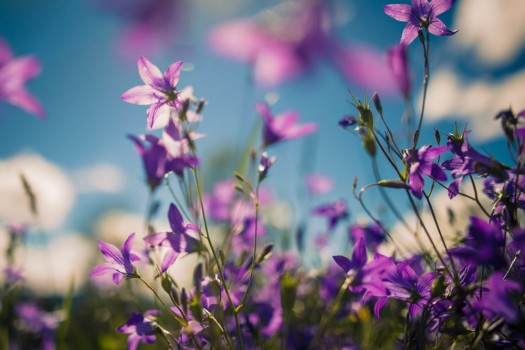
(387, 44, 411, 99)
(256, 102, 317, 147)
(16, 303, 60, 350)
(0, 37, 45, 118)
(313, 198, 349, 231)
(384, 0, 457, 46)
(305, 173, 333, 195)
(208, 0, 395, 92)
(90, 232, 141, 284)
(121, 56, 185, 128)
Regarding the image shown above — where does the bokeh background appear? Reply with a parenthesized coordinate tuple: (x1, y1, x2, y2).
(1, 0, 525, 296)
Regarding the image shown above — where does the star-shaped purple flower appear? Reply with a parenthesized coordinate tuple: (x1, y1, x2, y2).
(384, 0, 457, 46)
(0, 37, 45, 118)
(121, 56, 185, 128)
(117, 310, 158, 350)
(404, 145, 448, 199)
(256, 102, 317, 147)
(90, 232, 141, 285)
(313, 198, 349, 231)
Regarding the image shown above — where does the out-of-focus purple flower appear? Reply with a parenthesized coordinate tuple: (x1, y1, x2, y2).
(90, 232, 141, 284)
(305, 173, 333, 195)
(16, 303, 60, 350)
(349, 223, 385, 252)
(208, 0, 395, 92)
(4, 266, 24, 284)
(116, 310, 158, 350)
(333, 237, 367, 278)
(312, 198, 349, 231)
(478, 272, 522, 322)
(403, 145, 448, 199)
(121, 56, 186, 128)
(95, 0, 183, 57)
(387, 44, 411, 99)
(129, 134, 198, 191)
(450, 216, 505, 268)
(384, 0, 457, 46)
(144, 203, 200, 272)
(256, 102, 317, 147)
(203, 179, 236, 222)
(0, 37, 45, 118)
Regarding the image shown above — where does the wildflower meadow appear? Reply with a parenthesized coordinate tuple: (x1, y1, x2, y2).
(1, 0, 525, 349)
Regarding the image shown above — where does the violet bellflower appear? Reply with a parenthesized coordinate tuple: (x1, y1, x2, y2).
(143, 203, 200, 272)
(116, 310, 159, 350)
(121, 56, 185, 128)
(0, 37, 45, 118)
(384, 0, 457, 46)
(387, 43, 411, 99)
(403, 144, 448, 199)
(90, 232, 141, 284)
(305, 173, 334, 196)
(478, 272, 522, 323)
(208, 0, 395, 92)
(16, 303, 61, 350)
(256, 102, 317, 147)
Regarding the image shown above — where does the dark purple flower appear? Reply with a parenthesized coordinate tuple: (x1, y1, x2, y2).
(312, 198, 349, 231)
(121, 56, 186, 128)
(387, 44, 411, 99)
(256, 102, 317, 147)
(384, 0, 457, 46)
(450, 216, 505, 268)
(441, 131, 502, 198)
(16, 303, 60, 350)
(117, 310, 158, 350)
(0, 37, 45, 118)
(404, 144, 448, 199)
(478, 272, 522, 322)
(333, 237, 367, 278)
(144, 203, 200, 272)
(90, 232, 141, 284)
(208, 1, 395, 92)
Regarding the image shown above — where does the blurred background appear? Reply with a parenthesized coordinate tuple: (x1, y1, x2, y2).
(1, 0, 524, 301)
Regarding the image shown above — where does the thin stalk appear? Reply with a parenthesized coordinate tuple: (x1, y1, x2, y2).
(412, 29, 430, 149)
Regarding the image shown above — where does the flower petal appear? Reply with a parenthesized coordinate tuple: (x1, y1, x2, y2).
(137, 56, 165, 89)
(121, 85, 160, 105)
(428, 18, 457, 37)
(98, 240, 125, 266)
(431, 0, 455, 16)
(168, 203, 185, 233)
(400, 22, 420, 46)
(383, 4, 412, 22)
(164, 61, 184, 87)
(0, 37, 13, 65)
(5, 88, 46, 118)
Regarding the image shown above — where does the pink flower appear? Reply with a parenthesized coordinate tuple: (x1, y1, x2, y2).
(121, 56, 185, 128)
(0, 37, 45, 118)
(305, 173, 333, 195)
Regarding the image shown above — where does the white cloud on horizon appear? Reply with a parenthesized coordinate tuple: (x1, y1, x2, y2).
(72, 163, 125, 194)
(453, 0, 525, 66)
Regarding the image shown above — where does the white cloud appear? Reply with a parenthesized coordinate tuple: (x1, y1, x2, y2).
(1, 233, 96, 295)
(72, 163, 125, 194)
(453, 0, 525, 65)
(0, 153, 75, 231)
(424, 68, 525, 140)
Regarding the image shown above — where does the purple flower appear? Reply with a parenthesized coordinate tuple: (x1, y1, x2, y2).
(450, 216, 505, 268)
(121, 56, 185, 128)
(256, 102, 317, 147)
(143, 203, 200, 272)
(305, 173, 333, 195)
(403, 145, 448, 199)
(129, 133, 198, 191)
(117, 310, 158, 350)
(258, 152, 276, 181)
(312, 198, 349, 231)
(387, 44, 411, 99)
(478, 272, 522, 322)
(208, 1, 395, 92)
(384, 0, 457, 46)
(90, 232, 141, 284)
(349, 223, 385, 252)
(16, 303, 60, 350)
(0, 37, 45, 118)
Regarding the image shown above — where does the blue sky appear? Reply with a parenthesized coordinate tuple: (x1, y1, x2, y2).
(1, 0, 524, 237)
